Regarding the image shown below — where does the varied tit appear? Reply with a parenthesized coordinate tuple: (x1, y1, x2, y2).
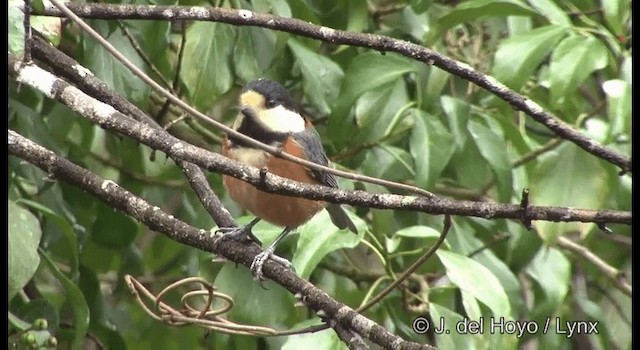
(220, 78, 357, 281)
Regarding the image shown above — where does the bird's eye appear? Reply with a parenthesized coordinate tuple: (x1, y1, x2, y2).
(265, 99, 277, 108)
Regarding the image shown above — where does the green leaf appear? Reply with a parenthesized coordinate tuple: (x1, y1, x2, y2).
(467, 119, 513, 202)
(282, 318, 343, 350)
(472, 246, 524, 317)
(182, 22, 235, 111)
(492, 25, 568, 90)
(245, 27, 280, 78)
(549, 34, 608, 107)
(506, 221, 543, 272)
(602, 0, 627, 35)
(621, 55, 631, 84)
(124, 20, 171, 88)
(361, 145, 415, 181)
(353, 80, 411, 144)
(451, 141, 492, 190)
(331, 53, 415, 124)
(437, 0, 537, 32)
(16, 198, 80, 279)
(410, 109, 455, 189)
(214, 264, 293, 325)
(461, 290, 482, 320)
(440, 96, 470, 151)
(78, 265, 104, 325)
(8, 311, 32, 331)
(288, 39, 344, 115)
(390, 225, 451, 252)
(525, 248, 570, 313)
(396, 7, 433, 43)
(40, 250, 90, 350)
(447, 219, 524, 316)
(530, 143, 610, 243)
(253, 0, 292, 17)
(9, 201, 42, 301)
(507, 15, 533, 36)
(8, 1, 24, 57)
(600, 269, 632, 348)
(528, 0, 571, 26)
(81, 21, 149, 106)
(429, 303, 475, 349)
(31, 16, 62, 46)
(91, 203, 138, 250)
(411, 0, 433, 13)
(437, 250, 511, 318)
(289, 0, 321, 23)
(573, 297, 613, 348)
(423, 66, 451, 109)
(233, 28, 262, 83)
(31, 0, 44, 11)
(602, 79, 631, 140)
(293, 210, 364, 279)
(395, 225, 442, 239)
(16, 298, 60, 331)
(346, 0, 368, 33)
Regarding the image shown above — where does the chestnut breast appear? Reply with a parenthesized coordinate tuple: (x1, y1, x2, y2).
(222, 135, 326, 228)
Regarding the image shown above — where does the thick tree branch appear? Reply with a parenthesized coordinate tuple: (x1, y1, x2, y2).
(40, 0, 439, 200)
(8, 56, 631, 226)
(29, 37, 234, 229)
(35, 2, 631, 173)
(8, 130, 432, 350)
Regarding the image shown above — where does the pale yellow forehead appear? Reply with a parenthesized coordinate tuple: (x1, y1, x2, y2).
(240, 90, 265, 108)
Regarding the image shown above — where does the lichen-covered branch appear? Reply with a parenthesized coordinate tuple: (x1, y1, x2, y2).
(35, 2, 632, 173)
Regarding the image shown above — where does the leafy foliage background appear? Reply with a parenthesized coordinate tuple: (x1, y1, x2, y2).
(8, 0, 631, 349)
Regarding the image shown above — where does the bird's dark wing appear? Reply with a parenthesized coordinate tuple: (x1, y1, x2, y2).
(290, 128, 339, 189)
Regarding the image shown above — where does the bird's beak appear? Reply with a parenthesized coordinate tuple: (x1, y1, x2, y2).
(240, 106, 258, 119)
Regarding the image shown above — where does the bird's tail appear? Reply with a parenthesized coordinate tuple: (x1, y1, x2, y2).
(326, 204, 358, 234)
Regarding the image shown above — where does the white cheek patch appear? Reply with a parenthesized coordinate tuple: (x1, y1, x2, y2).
(260, 105, 306, 133)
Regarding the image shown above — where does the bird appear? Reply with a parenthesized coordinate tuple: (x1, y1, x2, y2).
(219, 78, 358, 281)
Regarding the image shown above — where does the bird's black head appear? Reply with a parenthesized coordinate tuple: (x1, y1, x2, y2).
(232, 78, 306, 144)
(242, 78, 295, 109)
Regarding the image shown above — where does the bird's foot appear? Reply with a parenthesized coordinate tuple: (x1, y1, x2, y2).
(250, 247, 294, 284)
(215, 225, 262, 246)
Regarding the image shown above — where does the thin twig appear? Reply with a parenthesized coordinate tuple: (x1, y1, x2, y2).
(9, 129, 429, 350)
(8, 54, 632, 225)
(28, 36, 233, 229)
(88, 152, 186, 189)
(432, 183, 491, 202)
(369, 4, 406, 19)
(588, 283, 632, 326)
(43, 0, 438, 199)
(34, 3, 631, 172)
(467, 232, 511, 258)
(594, 230, 632, 247)
(513, 138, 563, 168)
(358, 215, 451, 312)
(176, 160, 236, 228)
(567, 8, 603, 17)
(556, 236, 631, 297)
(172, 22, 187, 92)
(23, 0, 33, 62)
(155, 22, 188, 129)
(319, 261, 384, 283)
(283, 216, 451, 337)
(117, 19, 173, 89)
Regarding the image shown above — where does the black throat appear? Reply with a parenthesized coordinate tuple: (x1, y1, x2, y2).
(228, 109, 289, 148)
